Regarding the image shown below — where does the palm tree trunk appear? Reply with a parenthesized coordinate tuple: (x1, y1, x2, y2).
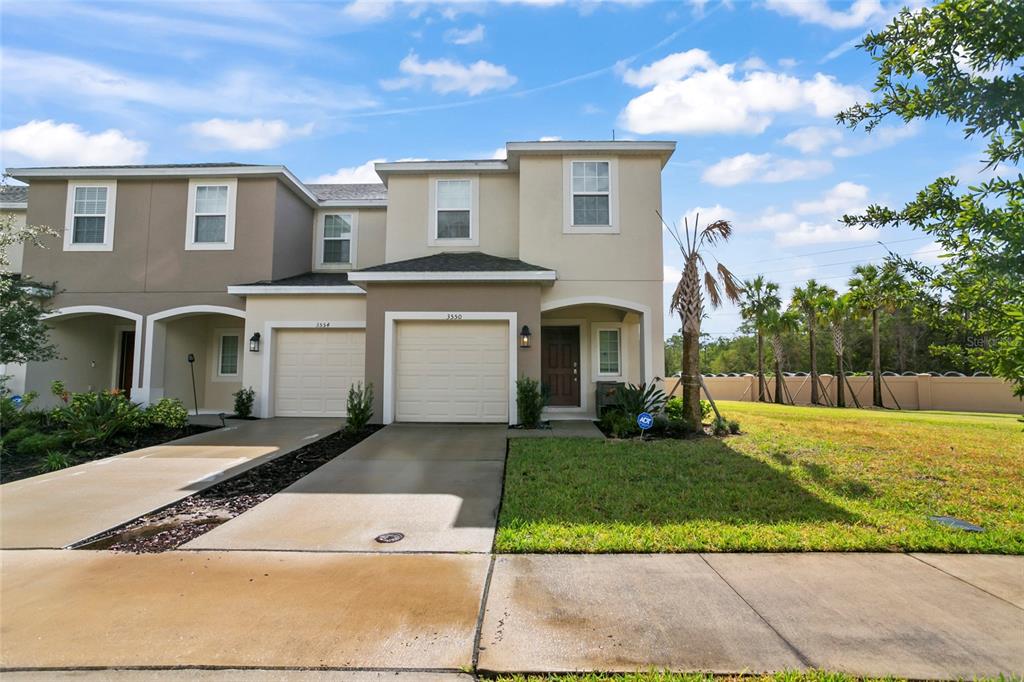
(836, 350, 845, 407)
(756, 331, 766, 402)
(872, 307, 883, 407)
(809, 317, 819, 405)
(681, 327, 702, 428)
(774, 358, 784, 404)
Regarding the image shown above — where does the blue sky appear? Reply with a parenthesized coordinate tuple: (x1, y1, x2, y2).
(0, 0, 1003, 340)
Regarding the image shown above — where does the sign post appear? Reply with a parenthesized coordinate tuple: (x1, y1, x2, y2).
(636, 411, 654, 439)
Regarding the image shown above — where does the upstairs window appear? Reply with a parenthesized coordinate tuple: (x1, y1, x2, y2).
(323, 214, 352, 264)
(435, 179, 471, 239)
(186, 178, 236, 250)
(64, 181, 116, 251)
(571, 161, 609, 226)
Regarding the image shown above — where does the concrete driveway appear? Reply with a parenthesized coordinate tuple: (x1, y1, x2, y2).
(185, 423, 507, 553)
(0, 418, 338, 549)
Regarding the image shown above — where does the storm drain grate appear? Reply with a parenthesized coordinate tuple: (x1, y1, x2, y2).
(929, 515, 984, 532)
(375, 532, 405, 544)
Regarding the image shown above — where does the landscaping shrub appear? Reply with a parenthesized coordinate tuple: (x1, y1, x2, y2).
(40, 451, 71, 473)
(345, 381, 373, 435)
(516, 377, 547, 428)
(50, 379, 69, 403)
(232, 387, 256, 418)
(17, 432, 68, 457)
(662, 396, 711, 423)
(614, 381, 667, 418)
(55, 390, 147, 446)
(145, 398, 189, 429)
(712, 416, 729, 437)
(728, 419, 741, 435)
(599, 409, 640, 439)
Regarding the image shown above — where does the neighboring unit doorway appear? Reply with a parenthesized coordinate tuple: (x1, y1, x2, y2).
(116, 330, 135, 398)
(542, 326, 580, 407)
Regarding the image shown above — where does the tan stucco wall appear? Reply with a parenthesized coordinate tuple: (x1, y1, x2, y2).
(354, 207, 387, 269)
(272, 181, 315, 280)
(1, 209, 26, 273)
(686, 375, 1023, 415)
(25, 315, 124, 408)
(383, 174, 518, 263)
(161, 314, 244, 413)
(240, 294, 368, 417)
(364, 283, 541, 421)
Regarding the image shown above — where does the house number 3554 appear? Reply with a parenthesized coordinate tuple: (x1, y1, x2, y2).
(316, 322, 332, 328)
(446, 313, 463, 320)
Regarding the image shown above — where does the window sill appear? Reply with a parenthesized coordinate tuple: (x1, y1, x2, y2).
(564, 224, 619, 235)
(186, 242, 235, 251)
(63, 243, 114, 252)
(315, 262, 355, 271)
(427, 237, 479, 247)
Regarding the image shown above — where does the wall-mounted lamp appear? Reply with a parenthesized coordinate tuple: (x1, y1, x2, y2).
(519, 325, 532, 349)
(249, 332, 261, 353)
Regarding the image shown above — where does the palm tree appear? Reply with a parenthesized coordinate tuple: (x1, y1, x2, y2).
(739, 275, 782, 402)
(791, 279, 837, 406)
(664, 213, 743, 428)
(762, 308, 800, 404)
(848, 263, 906, 407)
(823, 293, 853, 407)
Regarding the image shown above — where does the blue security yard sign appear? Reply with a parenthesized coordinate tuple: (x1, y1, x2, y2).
(11, 395, 23, 407)
(637, 411, 654, 432)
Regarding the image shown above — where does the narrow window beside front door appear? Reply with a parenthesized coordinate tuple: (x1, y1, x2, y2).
(72, 186, 108, 244)
(219, 335, 239, 376)
(436, 179, 471, 239)
(194, 185, 228, 243)
(598, 329, 620, 374)
(323, 214, 352, 263)
(571, 161, 610, 226)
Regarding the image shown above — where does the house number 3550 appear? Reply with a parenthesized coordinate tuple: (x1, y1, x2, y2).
(446, 313, 463, 320)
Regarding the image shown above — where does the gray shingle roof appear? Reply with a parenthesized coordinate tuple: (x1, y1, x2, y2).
(306, 183, 387, 201)
(10, 163, 257, 171)
(0, 186, 28, 203)
(357, 252, 551, 273)
(236, 272, 353, 287)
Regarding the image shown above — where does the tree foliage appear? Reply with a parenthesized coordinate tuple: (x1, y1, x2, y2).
(836, 0, 1024, 396)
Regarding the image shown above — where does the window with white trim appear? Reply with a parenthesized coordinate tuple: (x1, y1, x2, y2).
(571, 161, 610, 226)
(598, 329, 620, 375)
(323, 214, 352, 264)
(64, 181, 116, 251)
(186, 178, 236, 250)
(435, 179, 471, 239)
(218, 334, 240, 376)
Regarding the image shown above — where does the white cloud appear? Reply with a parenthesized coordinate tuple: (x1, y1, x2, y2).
(492, 147, 507, 160)
(380, 52, 516, 96)
(309, 159, 385, 184)
(581, 103, 604, 115)
(538, 135, 562, 141)
(1, 119, 147, 166)
(342, 0, 394, 21)
(774, 221, 874, 246)
(740, 56, 769, 72)
(912, 241, 948, 266)
(702, 153, 832, 186)
(663, 264, 683, 283)
(763, 0, 889, 29)
(781, 126, 842, 153)
(833, 122, 920, 157)
(444, 23, 485, 45)
(188, 118, 313, 151)
(681, 204, 735, 226)
(778, 57, 799, 68)
(619, 50, 865, 135)
(794, 181, 869, 216)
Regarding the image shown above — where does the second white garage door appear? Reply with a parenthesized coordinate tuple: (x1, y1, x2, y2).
(274, 328, 365, 417)
(395, 320, 509, 422)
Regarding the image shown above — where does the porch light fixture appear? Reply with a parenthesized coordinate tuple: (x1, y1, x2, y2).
(249, 332, 261, 353)
(519, 325, 532, 349)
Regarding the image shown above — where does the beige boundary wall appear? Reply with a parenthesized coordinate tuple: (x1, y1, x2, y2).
(666, 375, 1022, 415)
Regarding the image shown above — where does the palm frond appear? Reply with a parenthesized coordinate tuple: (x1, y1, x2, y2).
(704, 270, 722, 308)
(718, 263, 744, 303)
(699, 219, 733, 247)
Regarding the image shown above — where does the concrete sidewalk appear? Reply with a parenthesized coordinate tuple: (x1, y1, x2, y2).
(0, 418, 338, 549)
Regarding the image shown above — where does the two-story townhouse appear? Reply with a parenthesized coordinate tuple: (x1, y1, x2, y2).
(6, 140, 673, 424)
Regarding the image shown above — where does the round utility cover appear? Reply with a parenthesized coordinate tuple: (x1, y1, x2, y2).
(375, 532, 405, 544)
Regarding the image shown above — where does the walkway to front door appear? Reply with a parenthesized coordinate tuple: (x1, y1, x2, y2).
(542, 325, 580, 406)
(185, 423, 507, 553)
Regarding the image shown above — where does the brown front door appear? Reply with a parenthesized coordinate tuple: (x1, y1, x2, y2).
(117, 330, 135, 398)
(542, 326, 580, 407)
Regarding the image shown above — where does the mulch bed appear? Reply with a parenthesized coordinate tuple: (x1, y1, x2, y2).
(0, 424, 219, 484)
(76, 425, 383, 553)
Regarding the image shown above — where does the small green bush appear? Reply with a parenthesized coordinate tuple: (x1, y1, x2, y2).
(17, 433, 68, 457)
(50, 380, 68, 403)
(516, 377, 547, 428)
(712, 416, 729, 437)
(41, 451, 71, 472)
(599, 410, 640, 439)
(345, 382, 374, 435)
(232, 387, 256, 418)
(614, 381, 667, 417)
(145, 398, 189, 429)
(728, 419, 741, 435)
(55, 390, 147, 446)
(1, 390, 38, 430)
(663, 396, 712, 424)
(1, 424, 34, 448)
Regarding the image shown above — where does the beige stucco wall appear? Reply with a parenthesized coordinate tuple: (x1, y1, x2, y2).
(1, 209, 26, 273)
(353, 207, 387, 269)
(364, 283, 542, 422)
(686, 375, 1023, 415)
(25, 315, 125, 408)
(383, 174, 518, 263)
(272, 181, 315, 280)
(240, 294, 368, 417)
(160, 314, 244, 413)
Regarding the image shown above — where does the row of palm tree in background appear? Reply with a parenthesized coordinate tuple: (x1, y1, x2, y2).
(739, 263, 909, 409)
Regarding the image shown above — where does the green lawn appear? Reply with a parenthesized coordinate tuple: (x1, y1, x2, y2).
(496, 401, 1024, 553)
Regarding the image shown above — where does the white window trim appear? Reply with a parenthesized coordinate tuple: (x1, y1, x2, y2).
(427, 176, 479, 247)
(313, 210, 358, 270)
(563, 158, 619, 234)
(214, 330, 242, 380)
(593, 324, 625, 379)
(185, 178, 237, 251)
(64, 180, 116, 252)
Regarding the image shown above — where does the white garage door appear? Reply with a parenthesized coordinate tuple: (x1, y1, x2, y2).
(395, 320, 509, 423)
(274, 328, 365, 417)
